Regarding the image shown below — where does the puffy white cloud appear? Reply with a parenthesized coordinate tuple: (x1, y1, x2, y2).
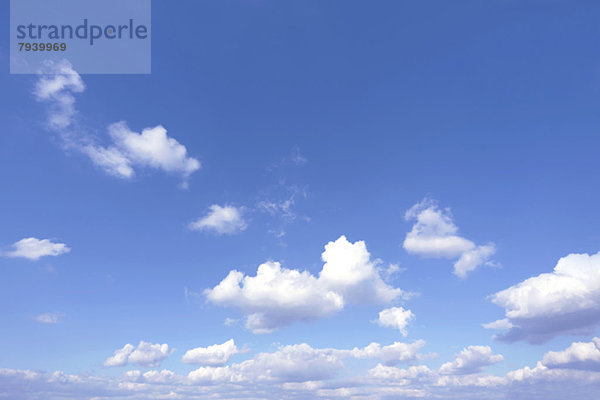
(87, 122, 200, 180)
(181, 339, 242, 366)
(542, 338, 600, 371)
(205, 235, 403, 333)
(488, 251, 600, 343)
(34, 312, 63, 324)
(189, 205, 247, 235)
(439, 346, 504, 375)
(377, 307, 414, 336)
(104, 344, 135, 367)
(2, 237, 70, 260)
(403, 199, 496, 277)
(34, 60, 200, 184)
(104, 342, 173, 368)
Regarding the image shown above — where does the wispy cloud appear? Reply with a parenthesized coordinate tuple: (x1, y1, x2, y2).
(34, 312, 64, 324)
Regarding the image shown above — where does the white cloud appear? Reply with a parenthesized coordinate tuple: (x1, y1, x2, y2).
(2, 237, 70, 261)
(34, 60, 200, 184)
(188, 343, 344, 384)
(187, 340, 428, 384)
(403, 199, 496, 277)
(439, 346, 504, 375)
(34, 312, 64, 324)
(541, 338, 600, 371)
(368, 364, 432, 381)
(205, 235, 403, 333)
(35, 59, 85, 130)
(104, 342, 173, 368)
(487, 251, 600, 343)
(189, 205, 247, 235)
(377, 307, 414, 336)
(348, 340, 428, 366)
(181, 339, 243, 366)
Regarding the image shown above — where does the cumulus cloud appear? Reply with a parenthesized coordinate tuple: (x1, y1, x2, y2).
(377, 307, 414, 336)
(34, 59, 200, 184)
(104, 342, 174, 368)
(187, 340, 428, 384)
(439, 346, 504, 375)
(34, 312, 64, 324)
(86, 122, 200, 180)
(403, 199, 496, 277)
(205, 235, 403, 333)
(541, 338, 600, 371)
(181, 339, 243, 366)
(2, 237, 70, 260)
(487, 251, 600, 344)
(189, 205, 247, 235)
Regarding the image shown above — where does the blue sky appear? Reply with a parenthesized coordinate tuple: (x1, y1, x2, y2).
(1, 1, 600, 399)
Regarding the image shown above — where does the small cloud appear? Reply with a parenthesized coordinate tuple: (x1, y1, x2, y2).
(377, 307, 415, 336)
(439, 346, 504, 375)
(182, 339, 245, 366)
(34, 312, 64, 324)
(104, 341, 174, 368)
(2, 237, 70, 261)
(189, 205, 247, 235)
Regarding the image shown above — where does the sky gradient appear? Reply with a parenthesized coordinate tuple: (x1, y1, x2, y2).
(1, 1, 600, 399)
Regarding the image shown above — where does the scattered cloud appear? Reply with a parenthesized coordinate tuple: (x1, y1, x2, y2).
(403, 198, 496, 278)
(181, 339, 244, 366)
(189, 205, 247, 235)
(104, 341, 174, 368)
(487, 251, 600, 344)
(34, 312, 64, 324)
(439, 346, 504, 375)
(34, 59, 200, 185)
(205, 235, 403, 333)
(377, 307, 414, 336)
(2, 237, 70, 261)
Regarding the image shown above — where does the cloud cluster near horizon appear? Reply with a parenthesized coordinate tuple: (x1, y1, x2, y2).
(5, 337, 600, 400)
